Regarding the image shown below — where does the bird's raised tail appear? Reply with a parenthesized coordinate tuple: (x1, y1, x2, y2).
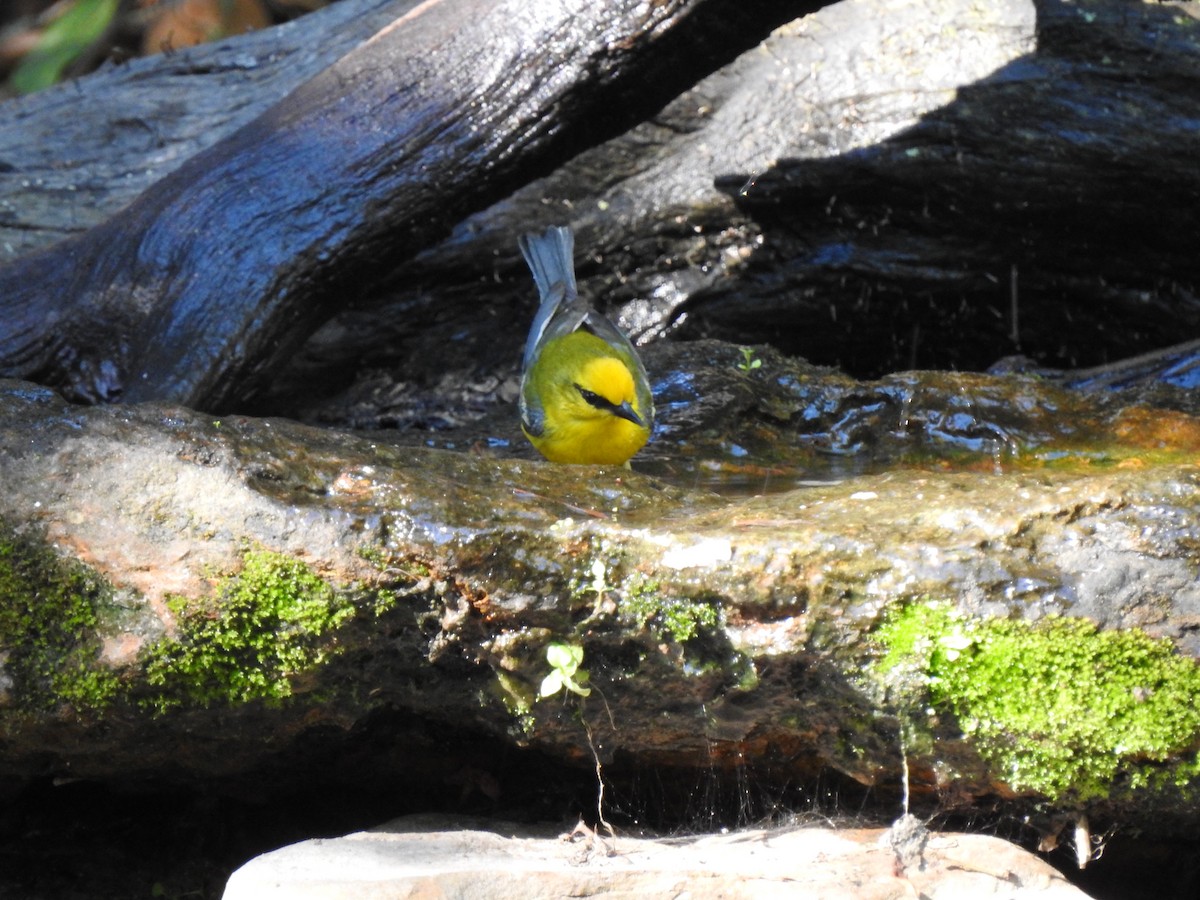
(518, 226, 578, 370)
(518, 226, 577, 302)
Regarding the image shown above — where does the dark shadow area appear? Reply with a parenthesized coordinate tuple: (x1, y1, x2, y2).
(0, 710, 594, 899)
(673, 0, 1200, 378)
(3, 705, 1199, 898)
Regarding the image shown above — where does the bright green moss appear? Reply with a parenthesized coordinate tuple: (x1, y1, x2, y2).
(144, 550, 354, 710)
(620, 577, 719, 644)
(875, 601, 1200, 801)
(0, 521, 121, 712)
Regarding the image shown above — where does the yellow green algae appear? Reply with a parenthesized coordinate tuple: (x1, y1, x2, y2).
(0, 519, 120, 712)
(144, 550, 356, 710)
(874, 601, 1200, 801)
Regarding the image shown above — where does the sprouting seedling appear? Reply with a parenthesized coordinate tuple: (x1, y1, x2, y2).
(736, 346, 762, 373)
(587, 559, 610, 595)
(577, 558, 616, 626)
(539, 642, 591, 699)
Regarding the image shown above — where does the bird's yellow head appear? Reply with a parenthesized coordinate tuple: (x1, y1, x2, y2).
(572, 355, 638, 419)
(522, 331, 652, 465)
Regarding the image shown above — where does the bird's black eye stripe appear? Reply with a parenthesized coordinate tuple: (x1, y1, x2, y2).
(575, 384, 610, 410)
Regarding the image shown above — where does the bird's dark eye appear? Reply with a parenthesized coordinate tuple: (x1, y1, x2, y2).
(575, 385, 607, 409)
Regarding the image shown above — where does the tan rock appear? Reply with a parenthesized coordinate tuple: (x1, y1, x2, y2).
(223, 815, 1090, 900)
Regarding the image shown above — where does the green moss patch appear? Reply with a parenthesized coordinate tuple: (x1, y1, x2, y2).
(622, 578, 720, 644)
(144, 550, 354, 710)
(875, 601, 1200, 800)
(0, 520, 119, 712)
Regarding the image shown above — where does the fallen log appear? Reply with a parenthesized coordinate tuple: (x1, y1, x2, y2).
(261, 0, 1042, 420)
(0, 0, 404, 262)
(682, 0, 1200, 375)
(0, 0, 814, 411)
(262, 0, 1200, 426)
(4, 0, 1194, 423)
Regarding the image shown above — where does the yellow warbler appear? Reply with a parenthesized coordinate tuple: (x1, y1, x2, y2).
(517, 226, 653, 465)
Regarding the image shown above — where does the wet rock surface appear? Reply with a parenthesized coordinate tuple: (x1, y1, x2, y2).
(3, 339, 1200, 895)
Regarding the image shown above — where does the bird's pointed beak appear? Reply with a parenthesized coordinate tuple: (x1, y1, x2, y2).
(614, 401, 646, 428)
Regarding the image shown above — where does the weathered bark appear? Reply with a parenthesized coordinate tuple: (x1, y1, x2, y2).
(4, 0, 1194, 423)
(261, 0, 1041, 421)
(682, 0, 1200, 375)
(264, 0, 1200, 424)
(0, 0, 816, 411)
(0, 0, 404, 262)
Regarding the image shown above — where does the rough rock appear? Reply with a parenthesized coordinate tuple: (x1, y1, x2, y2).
(2, 339, 1200, 842)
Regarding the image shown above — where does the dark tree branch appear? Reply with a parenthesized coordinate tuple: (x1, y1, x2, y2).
(681, 0, 1200, 375)
(0, 0, 404, 262)
(0, 0, 816, 411)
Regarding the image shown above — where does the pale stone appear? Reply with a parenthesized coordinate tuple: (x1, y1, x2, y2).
(223, 816, 1091, 900)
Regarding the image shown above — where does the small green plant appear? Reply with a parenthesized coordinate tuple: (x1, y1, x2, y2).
(584, 559, 610, 596)
(538, 642, 591, 699)
(574, 558, 614, 623)
(9, 0, 120, 95)
(736, 346, 762, 373)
